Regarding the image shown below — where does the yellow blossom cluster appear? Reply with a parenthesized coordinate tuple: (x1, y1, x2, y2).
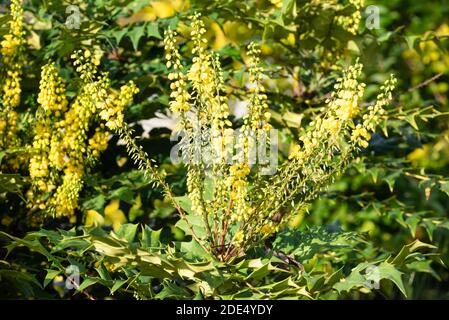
(29, 63, 69, 191)
(164, 30, 191, 113)
(59, 94, 96, 175)
(27, 51, 138, 219)
(98, 80, 139, 130)
(335, 0, 365, 35)
(29, 125, 53, 191)
(244, 43, 271, 132)
(351, 74, 397, 148)
(225, 43, 273, 223)
(288, 111, 345, 166)
(186, 167, 205, 216)
(37, 63, 69, 113)
(0, 0, 25, 65)
(52, 172, 84, 217)
(351, 125, 371, 148)
(0, 0, 25, 153)
(227, 163, 251, 222)
(46, 51, 135, 217)
(89, 128, 110, 158)
(28, 62, 89, 213)
(165, 15, 231, 132)
(330, 63, 365, 121)
(72, 49, 101, 81)
(188, 12, 230, 132)
(161, 13, 396, 260)
(209, 52, 232, 133)
(288, 63, 365, 165)
(267, 64, 396, 248)
(29, 124, 51, 178)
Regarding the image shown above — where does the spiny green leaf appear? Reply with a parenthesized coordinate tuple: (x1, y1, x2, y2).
(128, 25, 146, 51)
(110, 279, 127, 295)
(439, 181, 449, 197)
(78, 278, 99, 291)
(405, 114, 419, 130)
(389, 239, 436, 265)
(112, 27, 128, 45)
(377, 262, 407, 297)
(146, 22, 162, 39)
(141, 225, 162, 248)
(116, 224, 139, 243)
(44, 269, 60, 288)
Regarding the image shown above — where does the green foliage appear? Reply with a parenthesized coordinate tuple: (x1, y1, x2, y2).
(1, 0, 449, 300)
(0, 222, 442, 299)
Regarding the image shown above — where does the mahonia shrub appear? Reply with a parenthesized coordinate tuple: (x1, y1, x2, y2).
(0, 0, 374, 227)
(112, 13, 397, 262)
(0, 0, 448, 301)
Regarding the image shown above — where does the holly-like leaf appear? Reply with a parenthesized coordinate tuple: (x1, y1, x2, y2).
(146, 22, 162, 39)
(128, 25, 146, 51)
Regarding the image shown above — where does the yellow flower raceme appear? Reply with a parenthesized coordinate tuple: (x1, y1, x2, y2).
(29, 124, 51, 178)
(278, 66, 396, 248)
(228, 163, 251, 222)
(29, 52, 138, 219)
(0, 0, 25, 63)
(189, 13, 231, 129)
(37, 63, 69, 113)
(245, 43, 271, 132)
(47, 52, 108, 217)
(165, 14, 234, 220)
(1, 71, 22, 108)
(289, 63, 365, 163)
(238, 43, 271, 170)
(89, 128, 109, 158)
(289, 63, 365, 164)
(30, 63, 68, 191)
(330, 63, 365, 121)
(351, 124, 371, 148)
(1, 35, 22, 61)
(186, 169, 205, 216)
(98, 81, 139, 130)
(352, 74, 396, 148)
(0, 0, 25, 152)
(59, 94, 95, 174)
(335, 0, 365, 35)
(52, 172, 84, 218)
(163, 14, 280, 253)
(164, 29, 191, 113)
